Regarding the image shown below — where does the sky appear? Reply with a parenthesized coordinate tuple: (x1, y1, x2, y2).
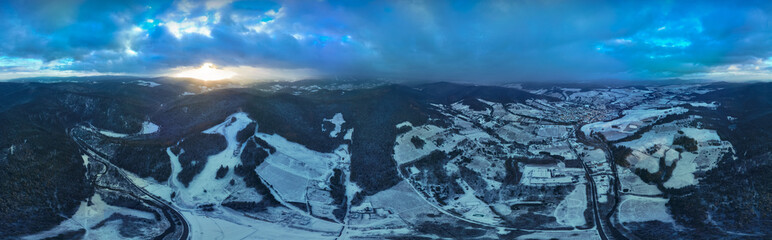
(2, 0, 772, 82)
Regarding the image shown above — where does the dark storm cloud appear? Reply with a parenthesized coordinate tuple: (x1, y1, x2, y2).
(2, 0, 772, 81)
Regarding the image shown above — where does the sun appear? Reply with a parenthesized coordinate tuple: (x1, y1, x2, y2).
(175, 63, 236, 81)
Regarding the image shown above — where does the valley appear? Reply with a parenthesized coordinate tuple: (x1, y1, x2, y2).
(0, 78, 768, 239)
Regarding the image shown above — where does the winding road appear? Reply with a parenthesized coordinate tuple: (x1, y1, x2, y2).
(70, 129, 190, 240)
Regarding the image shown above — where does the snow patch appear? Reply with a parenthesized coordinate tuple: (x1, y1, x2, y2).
(136, 80, 161, 87)
(98, 130, 130, 138)
(323, 113, 345, 138)
(343, 128, 354, 141)
(554, 184, 588, 227)
(688, 101, 719, 108)
(81, 154, 90, 167)
(140, 121, 159, 134)
(396, 121, 412, 129)
(94, 121, 160, 137)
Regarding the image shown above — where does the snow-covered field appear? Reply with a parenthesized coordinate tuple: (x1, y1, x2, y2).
(615, 123, 732, 189)
(392, 122, 463, 164)
(448, 179, 500, 225)
(618, 196, 674, 224)
(174, 112, 260, 208)
(581, 107, 687, 141)
(182, 207, 340, 240)
(257, 163, 310, 202)
(363, 180, 441, 225)
(516, 230, 601, 240)
(618, 167, 662, 196)
(93, 121, 160, 137)
(255, 130, 350, 204)
(663, 152, 699, 189)
(553, 184, 587, 227)
(255, 132, 341, 180)
(23, 193, 162, 240)
(128, 112, 356, 239)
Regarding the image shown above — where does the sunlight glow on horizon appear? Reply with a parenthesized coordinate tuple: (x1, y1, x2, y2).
(174, 63, 236, 81)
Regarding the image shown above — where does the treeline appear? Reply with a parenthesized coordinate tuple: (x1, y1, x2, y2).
(174, 132, 227, 187)
(0, 125, 92, 236)
(226, 137, 281, 213)
(672, 135, 698, 152)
